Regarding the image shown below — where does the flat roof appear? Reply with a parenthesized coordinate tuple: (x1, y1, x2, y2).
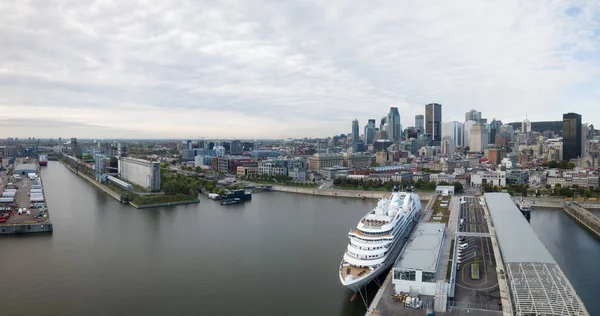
(485, 193, 588, 315)
(484, 193, 554, 263)
(394, 222, 445, 272)
(14, 163, 36, 171)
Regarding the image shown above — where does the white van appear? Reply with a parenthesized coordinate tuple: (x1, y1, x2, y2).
(459, 243, 468, 249)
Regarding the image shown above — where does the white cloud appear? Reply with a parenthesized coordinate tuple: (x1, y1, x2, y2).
(0, 0, 599, 138)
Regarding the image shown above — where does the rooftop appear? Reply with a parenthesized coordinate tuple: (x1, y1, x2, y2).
(484, 193, 554, 263)
(14, 163, 36, 171)
(394, 222, 445, 272)
(484, 193, 588, 315)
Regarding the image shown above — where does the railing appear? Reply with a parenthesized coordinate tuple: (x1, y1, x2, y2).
(448, 301, 502, 311)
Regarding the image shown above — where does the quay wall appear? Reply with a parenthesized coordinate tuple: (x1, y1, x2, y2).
(130, 199, 200, 209)
(519, 197, 600, 209)
(0, 223, 53, 235)
(270, 185, 435, 201)
(60, 161, 121, 201)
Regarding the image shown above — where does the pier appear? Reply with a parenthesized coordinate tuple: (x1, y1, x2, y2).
(563, 202, 600, 238)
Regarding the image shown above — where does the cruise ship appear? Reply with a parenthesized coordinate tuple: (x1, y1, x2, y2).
(339, 185, 422, 292)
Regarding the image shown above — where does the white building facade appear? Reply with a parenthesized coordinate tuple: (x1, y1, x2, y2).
(118, 157, 161, 192)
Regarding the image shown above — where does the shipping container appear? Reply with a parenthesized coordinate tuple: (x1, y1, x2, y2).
(0, 197, 14, 203)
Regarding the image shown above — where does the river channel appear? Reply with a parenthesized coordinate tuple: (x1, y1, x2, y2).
(0, 162, 598, 315)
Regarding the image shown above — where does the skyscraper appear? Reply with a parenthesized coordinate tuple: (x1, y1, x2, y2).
(521, 115, 531, 137)
(465, 109, 482, 122)
(425, 103, 442, 145)
(364, 119, 376, 145)
(562, 113, 582, 161)
(463, 120, 476, 149)
(442, 121, 463, 147)
(415, 115, 424, 135)
(352, 119, 360, 146)
(380, 117, 387, 132)
(469, 123, 488, 153)
(387, 107, 401, 142)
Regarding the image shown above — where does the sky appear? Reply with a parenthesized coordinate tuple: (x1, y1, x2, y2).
(1, 0, 600, 139)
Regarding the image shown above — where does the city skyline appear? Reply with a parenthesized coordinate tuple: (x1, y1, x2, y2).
(1, 1, 600, 138)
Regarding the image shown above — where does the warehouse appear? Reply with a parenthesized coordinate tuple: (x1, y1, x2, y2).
(14, 164, 36, 175)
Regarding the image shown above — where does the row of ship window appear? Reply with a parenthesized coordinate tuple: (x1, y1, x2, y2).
(349, 251, 384, 259)
(351, 244, 385, 251)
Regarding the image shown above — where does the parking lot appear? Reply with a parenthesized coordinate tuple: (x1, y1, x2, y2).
(459, 196, 488, 233)
(453, 196, 500, 311)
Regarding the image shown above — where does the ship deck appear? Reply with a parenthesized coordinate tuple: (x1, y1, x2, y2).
(351, 229, 392, 238)
(340, 265, 372, 280)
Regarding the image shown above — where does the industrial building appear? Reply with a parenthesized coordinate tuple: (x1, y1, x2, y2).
(118, 157, 161, 192)
(392, 222, 446, 296)
(14, 163, 36, 175)
(484, 193, 588, 315)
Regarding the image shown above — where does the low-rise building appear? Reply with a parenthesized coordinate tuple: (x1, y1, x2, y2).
(320, 166, 348, 180)
(470, 171, 506, 187)
(392, 222, 446, 296)
(237, 166, 258, 177)
(288, 167, 307, 181)
(430, 173, 456, 184)
(412, 172, 431, 182)
(308, 153, 344, 171)
(344, 153, 372, 169)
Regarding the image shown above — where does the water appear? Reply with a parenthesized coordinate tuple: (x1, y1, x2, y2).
(529, 208, 600, 312)
(0, 162, 598, 315)
(0, 162, 376, 316)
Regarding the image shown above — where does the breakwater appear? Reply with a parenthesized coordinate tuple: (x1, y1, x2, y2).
(270, 185, 435, 200)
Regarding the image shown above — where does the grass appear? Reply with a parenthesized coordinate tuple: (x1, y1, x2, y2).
(446, 239, 455, 281)
(429, 195, 452, 224)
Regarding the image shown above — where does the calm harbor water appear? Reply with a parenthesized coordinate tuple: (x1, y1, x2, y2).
(0, 162, 598, 315)
(529, 207, 600, 312)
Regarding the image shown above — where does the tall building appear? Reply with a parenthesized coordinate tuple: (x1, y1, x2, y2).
(442, 121, 463, 147)
(469, 123, 488, 153)
(441, 137, 456, 155)
(380, 117, 387, 132)
(352, 119, 360, 146)
(521, 116, 531, 137)
(425, 103, 442, 145)
(415, 115, 424, 135)
(465, 109, 482, 122)
(563, 113, 582, 161)
(387, 107, 401, 142)
(364, 119, 376, 145)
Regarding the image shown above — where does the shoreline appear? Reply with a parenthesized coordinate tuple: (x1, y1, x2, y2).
(59, 160, 199, 209)
(270, 185, 436, 200)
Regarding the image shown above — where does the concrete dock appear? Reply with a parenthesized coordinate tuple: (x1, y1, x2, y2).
(563, 202, 600, 238)
(0, 158, 53, 235)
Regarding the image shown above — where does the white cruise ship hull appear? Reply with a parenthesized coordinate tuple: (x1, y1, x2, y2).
(339, 215, 418, 292)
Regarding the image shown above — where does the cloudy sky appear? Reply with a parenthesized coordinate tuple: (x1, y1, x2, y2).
(1, 0, 600, 139)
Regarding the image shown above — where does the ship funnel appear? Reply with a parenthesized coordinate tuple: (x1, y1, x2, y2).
(393, 184, 400, 192)
(406, 183, 413, 193)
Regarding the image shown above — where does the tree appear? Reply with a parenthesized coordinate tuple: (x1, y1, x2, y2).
(452, 181, 464, 194)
